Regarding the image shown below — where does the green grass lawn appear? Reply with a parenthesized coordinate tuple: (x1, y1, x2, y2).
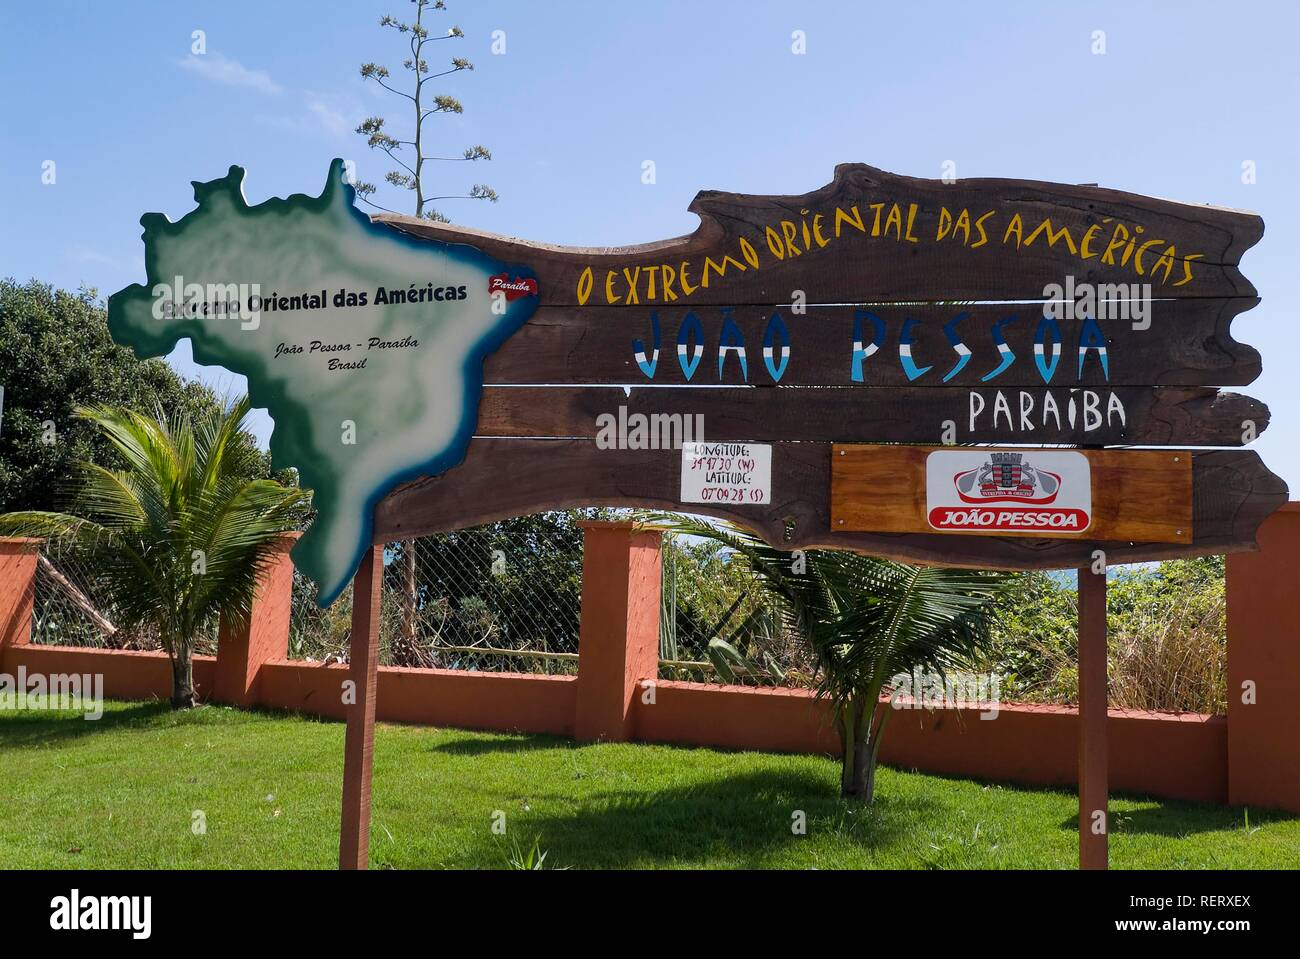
(1, 698, 1296, 869)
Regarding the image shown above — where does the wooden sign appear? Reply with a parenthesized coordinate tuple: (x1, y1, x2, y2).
(482, 299, 1263, 387)
(374, 162, 1282, 567)
(474, 385, 1263, 447)
(106, 159, 1285, 599)
(830, 446, 1192, 544)
(385, 164, 1261, 303)
(391, 167, 1273, 451)
(374, 440, 1281, 571)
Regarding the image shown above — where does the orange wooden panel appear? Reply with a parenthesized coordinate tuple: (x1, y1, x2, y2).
(831, 446, 1192, 543)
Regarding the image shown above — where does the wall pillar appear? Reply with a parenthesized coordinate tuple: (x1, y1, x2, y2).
(1226, 503, 1300, 812)
(213, 533, 299, 707)
(0, 538, 41, 670)
(574, 521, 662, 742)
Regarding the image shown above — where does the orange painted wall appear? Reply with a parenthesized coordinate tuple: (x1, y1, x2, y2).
(634, 681, 1228, 804)
(4, 508, 1297, 812)
(574, 523, 661, 741)
(213, 534, 298, 707)
(884, 702, 1227, 804)
(0, 538, 39, 653)
(1227, 503, 1300, 811)
(5, 645, 216, 702)
(258, 660, 577, 735)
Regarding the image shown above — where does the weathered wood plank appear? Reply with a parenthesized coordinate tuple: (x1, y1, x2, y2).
(372, 440, 1287, 569)
(482, 299, 1262, 387)
(830, 446, 1193, 543)
(472, 385, 1267, 447)
(380, 163, 1262, 305)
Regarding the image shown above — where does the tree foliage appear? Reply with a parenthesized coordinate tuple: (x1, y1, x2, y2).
(0, 279, 266, 512)
(650, 515, 1011, 802)
(354, 0, 495, 222)
(0, 398, 309, 707)
(980, 557, 1228, 714)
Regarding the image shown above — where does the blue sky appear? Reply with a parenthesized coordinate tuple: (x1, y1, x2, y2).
(2, 0, 1298, 488)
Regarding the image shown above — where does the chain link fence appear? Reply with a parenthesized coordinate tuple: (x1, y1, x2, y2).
(28, 539, 219, 655)
(658, 531, 817, 688)
(289, 517, 816, 685)
(291, 512, 589, 674)
(21, 524, 1228, 711)
(26, 517, 813, 686)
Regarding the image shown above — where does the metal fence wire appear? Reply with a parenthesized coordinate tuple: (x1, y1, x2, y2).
(22, 522, 1227, 710)
(290, 512, 589, 673)
(287, 518, 815, 684)
(28, 514, 814, 685)
(29, 539, 219, 654)
(658, 531, 817, 688)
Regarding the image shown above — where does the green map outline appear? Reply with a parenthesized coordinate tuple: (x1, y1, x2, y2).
(107, 159, 540, 605)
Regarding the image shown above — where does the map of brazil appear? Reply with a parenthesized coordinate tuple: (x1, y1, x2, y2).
(107, 159, 540, 605)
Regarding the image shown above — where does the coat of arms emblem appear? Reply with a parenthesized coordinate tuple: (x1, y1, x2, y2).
(954, 452, 1062, 504)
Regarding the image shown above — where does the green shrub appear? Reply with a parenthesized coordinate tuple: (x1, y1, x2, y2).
(979, 557, 1226, 714)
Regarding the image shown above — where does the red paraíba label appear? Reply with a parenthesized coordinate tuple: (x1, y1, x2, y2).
(487, 273, 538, 301)
(928, 506, 1090, 533)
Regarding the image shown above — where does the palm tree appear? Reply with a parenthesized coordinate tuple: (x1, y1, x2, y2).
(652, 516, 1011, 802)
(0, 397, 308, 707)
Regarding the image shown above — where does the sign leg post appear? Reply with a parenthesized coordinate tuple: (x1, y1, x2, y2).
(1077, 564, 1109, 870)
(339, 543, 384, 870)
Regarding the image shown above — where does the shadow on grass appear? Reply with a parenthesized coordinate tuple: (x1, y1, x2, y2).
(1086, 802, 1299, 839)
(453, 766, 934, 869)
(0, 699, 173, 748)
(881, 762, 1300, 841)
(429, 732, 574, 756)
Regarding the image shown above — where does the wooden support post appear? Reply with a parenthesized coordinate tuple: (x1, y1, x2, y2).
(1077, 565, 1109, 870)
(339, 544, 384, 870)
